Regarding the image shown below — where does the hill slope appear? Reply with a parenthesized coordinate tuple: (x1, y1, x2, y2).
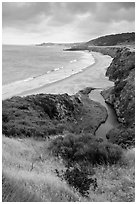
(2, 32, 135, 202)
(101, 48, 135, 148)
(2, 135, 135, 202)
(65, 32, 135, 51)
(86, 32, 135, 46)
(2, 89, 107, 138)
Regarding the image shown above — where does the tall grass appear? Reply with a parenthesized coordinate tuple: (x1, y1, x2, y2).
(2, 172, 41, 202)
(3, 169, 80, 202)
(2, 136, 81, 202)
(2, 135, 135, 202)
(89, 162, 135, 202)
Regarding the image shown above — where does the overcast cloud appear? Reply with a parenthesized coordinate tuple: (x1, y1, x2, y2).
(2, 2, 135, 44)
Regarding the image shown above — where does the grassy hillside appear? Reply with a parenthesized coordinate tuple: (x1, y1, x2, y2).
(2, 135, 135, 202)
(2, 136, 81, 202)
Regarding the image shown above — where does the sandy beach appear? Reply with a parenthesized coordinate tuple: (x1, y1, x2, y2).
(3, 51, 113, 100)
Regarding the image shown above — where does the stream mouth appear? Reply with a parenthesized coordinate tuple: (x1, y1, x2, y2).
(89, 89, 119, 140)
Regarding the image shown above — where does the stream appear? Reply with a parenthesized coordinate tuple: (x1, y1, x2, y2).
(89, 89, 119, 140)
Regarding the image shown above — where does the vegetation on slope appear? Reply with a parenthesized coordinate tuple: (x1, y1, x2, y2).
(2, 136, 81, 202)
(65, 32, 135, 51)
(49, 133, 123, 166)
(88, 46, 120, 57)
(2, 32, 135, 201)
(2, 89, 107, 138)
(2, 173, 41, 202)
(48, 133, 124, 196)
(73, 44, 135, 148)
(101, 48, 135, 148)
(2, 135, 135, 202)
(86, 32, 135, 46)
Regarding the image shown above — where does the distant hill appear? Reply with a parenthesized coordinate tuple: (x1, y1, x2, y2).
(36, 42, 84, 47)
(65, 32, 135, 51)
(36, 42, 56, 46)
(86, 32, 135, 46)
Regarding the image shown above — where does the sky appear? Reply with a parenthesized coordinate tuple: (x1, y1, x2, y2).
(2, 2, 135, 45)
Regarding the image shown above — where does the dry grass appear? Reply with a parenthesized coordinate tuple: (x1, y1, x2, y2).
(2, 172, 41, 202)
(2, 135, 135, 202)
(2, 135, 81, 202)
(89, 163, 135, 202)
(87, 148, 135, 202)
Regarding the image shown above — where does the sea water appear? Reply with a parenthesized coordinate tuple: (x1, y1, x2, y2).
(2, 45, 94, 98)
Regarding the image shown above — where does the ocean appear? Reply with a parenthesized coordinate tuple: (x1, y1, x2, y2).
(2, 45, 94, 97)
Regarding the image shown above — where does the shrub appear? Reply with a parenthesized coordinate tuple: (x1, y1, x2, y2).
(49, 133, 123, 165)
(63, 166, 97, 197)
(106, 126, 135, 148)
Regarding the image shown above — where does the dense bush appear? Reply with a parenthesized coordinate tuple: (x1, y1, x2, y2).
(49, 133, 123, 165)
(63, 166, 97, 196)
(55, 162, 96, 197)
(2, 117, 67, 138)
(3, 92, 107, 138)
(106, 126, 135, 149)
(2, 94, 82, 138)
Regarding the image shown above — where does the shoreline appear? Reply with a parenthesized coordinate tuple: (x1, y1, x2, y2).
(2, 51, 113, 100)
(19, 51, 113, 98)
(2, 49, 92, 86)
(2, 50, 94, 100)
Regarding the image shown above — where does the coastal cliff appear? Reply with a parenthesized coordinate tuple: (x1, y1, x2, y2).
(68, 44, 135, 148)
(101, 48, 135, 148)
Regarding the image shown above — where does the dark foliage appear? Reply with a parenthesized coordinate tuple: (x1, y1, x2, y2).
(55, 164, 97, 197)
(101, 48, 135, 148)
(2, 94, 80, 138)
(64, 167, 97, 196)
(50, 133, 123, 195)
(106, 125, 135, 149)
(106, 49, 135, 81)
(2, 91, 107, 138)
(49, 133, 123, 165)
